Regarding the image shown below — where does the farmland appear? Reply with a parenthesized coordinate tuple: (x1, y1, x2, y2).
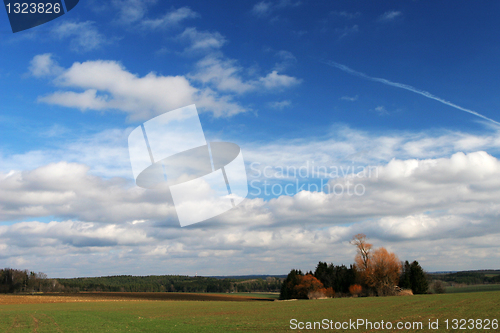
(0, 291, 498, 332)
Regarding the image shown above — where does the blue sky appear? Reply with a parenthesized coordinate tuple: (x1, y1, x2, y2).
(1, 1, 500, 277)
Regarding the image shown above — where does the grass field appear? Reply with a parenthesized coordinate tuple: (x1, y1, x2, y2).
(0, 291, 498, 332)
(445, 284, 500, 294)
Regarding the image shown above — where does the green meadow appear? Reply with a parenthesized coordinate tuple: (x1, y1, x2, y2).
(0, 291, 498, 332)
(445, 284, 500, 294)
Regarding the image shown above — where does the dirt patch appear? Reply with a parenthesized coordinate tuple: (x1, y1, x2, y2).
(0, 292, 273, 305)
(39, 314, 63, 333)
(29, 315, 39, 333)
(5, 315, 20, 333)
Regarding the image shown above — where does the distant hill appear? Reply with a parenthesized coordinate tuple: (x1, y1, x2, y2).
(208, 275, 287, 280)
(428, 269, 500, 285)
(55, 274, 284, 293)
(429, 269, 500, 275)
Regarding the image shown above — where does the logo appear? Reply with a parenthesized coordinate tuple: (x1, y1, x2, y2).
(3, 0, 79, 33)
(128, 105, 248, 227)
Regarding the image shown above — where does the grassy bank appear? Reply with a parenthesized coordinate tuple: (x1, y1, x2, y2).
(0, 291, 498, 332)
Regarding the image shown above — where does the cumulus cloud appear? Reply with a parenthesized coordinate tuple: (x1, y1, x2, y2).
(254, 151, 500, 227)
(189, 56, 255, 93)
(268, 100, 291, 109)
(259, 70, 302, 89)
(274, 50, 297, 72)
(29, 54, 63, 77)
(335, 25, 359, 39)
(3, 123, 500, 275)
(189, 55, 301, 93)
(37, 59, 244, 120)
(3, 148, 500, 234)
(252, 1, 273, 16)
(331, 11, 361, 20)
(3, 151, 500, 276)
(0, 162, 176, 224)
(378, 11, 402, 22)
(2, 218, 498, 277)
(374, 105, 389, 115)
(179, 27, 226, 54)
(51, 21, 108, 52)
(251, 0, 301, 18)
(341, 95, 358, 102)
(33, 22, 302, 118)
(141, 7, 199, 30)
(111, 0, 157, 24)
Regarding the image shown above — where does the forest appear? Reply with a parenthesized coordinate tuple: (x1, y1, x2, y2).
(0, 269, 283, 294)
(428, 271, 500, 285)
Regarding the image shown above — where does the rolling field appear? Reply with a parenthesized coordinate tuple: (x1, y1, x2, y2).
(0, 291, 498, 332)
(445, 284, 500, 294)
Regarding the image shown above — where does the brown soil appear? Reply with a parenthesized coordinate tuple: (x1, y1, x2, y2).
(0, 292, 274, 305)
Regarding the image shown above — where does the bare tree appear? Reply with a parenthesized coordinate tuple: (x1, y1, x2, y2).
(351, 233, 372, 271)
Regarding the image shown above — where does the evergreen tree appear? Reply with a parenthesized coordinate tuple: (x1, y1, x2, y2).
(314, 262, 333, 288)
(409, 261, 428, 294)
(400, 261, 411, 289)
(280, 269, 303, 300)
(313, 262, 356, 294)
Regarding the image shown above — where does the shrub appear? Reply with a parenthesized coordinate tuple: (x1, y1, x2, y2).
(432, 280, 446, 294)
(349, 284, 362, 296)
(294, 274, 325, 299)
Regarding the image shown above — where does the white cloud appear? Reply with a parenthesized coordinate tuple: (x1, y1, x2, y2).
(252, 1, 273, 17)
(274, 50, 297, 71)
(141, 7, 199, 30)
(374, 105, 389, 115)
(189, 55, 302, 94)
(3, 151, 500, 275)
(29, 54, 63, 77)
(378, 11, 402, 22)
(0, 162, 175, 224)
(189, 56, 255, 93)
(111, 0, 157, 24)
(37, 58, 245, 120)
(331, 11, 361, 20)
(0, 128, 133, 179)
(251, 0, 301, 17)
(2, 125, 500, 275)
(335, 25, 359, 39)
(1, 219, 498, 277)
(259, 70, 302, 89)
(269, 100, 291, 109)
(341, 95, 358, 102)
(4, 141, 500, 233)
(51, 21, 108, 52)
(179, 27, 226, 54)
(5, 119, 500, 183)
(41, 89, 109, 110)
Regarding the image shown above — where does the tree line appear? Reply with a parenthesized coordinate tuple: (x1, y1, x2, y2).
(0, 270, 283, 294)
(429, 271, 500, 285)
(0, 268, 63, 293)
(57, 275, 282, 293)
(280, 234, 429, 299)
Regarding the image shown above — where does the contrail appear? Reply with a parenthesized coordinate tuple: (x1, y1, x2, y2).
(326, 61, 500, 126)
